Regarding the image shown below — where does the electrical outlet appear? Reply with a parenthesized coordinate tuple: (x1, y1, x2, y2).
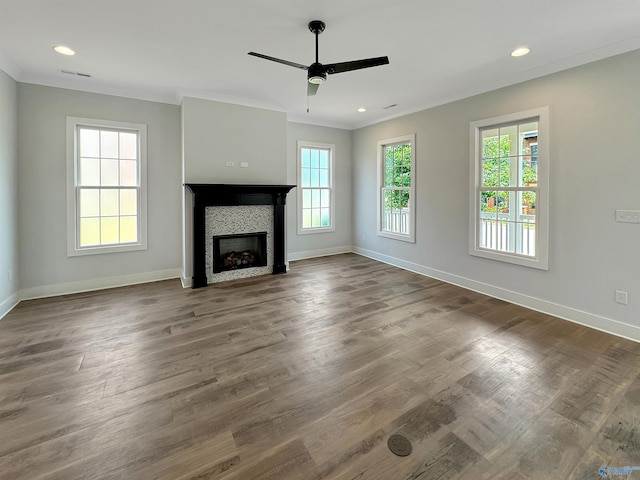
(240, 162, 249, 168)
(7, 270, 12, 282)
(615, 290, 628, 305)
(225, 161, 234, 167)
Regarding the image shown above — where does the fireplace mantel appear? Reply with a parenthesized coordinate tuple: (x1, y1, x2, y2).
(185, 184, 296, 288)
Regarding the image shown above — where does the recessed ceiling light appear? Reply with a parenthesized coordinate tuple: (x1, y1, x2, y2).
(357, 107, 367, 113)
(53, 45, 76, 56)
(511, 47, 530, 57)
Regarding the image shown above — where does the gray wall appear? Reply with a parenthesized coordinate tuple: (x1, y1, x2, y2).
(286, 122, 352, 259)
(18, 84, 182, 296)
(182, 97, 287, 184)
(352, 49, 640, 336)
(0, 69, 18, 317)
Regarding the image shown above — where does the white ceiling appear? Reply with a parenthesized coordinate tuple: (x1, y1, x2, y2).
(1, 0, 640, 129)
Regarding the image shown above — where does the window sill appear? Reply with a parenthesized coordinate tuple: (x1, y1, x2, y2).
(297, 226, 335, 235)
(67, 242, 147, 257)
(378, 230, 415, 243)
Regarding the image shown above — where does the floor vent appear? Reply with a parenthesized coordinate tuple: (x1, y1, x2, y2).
(387, 434, 412, 457)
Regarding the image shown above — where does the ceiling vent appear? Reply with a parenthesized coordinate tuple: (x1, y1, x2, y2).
(61, 70, 91, 78)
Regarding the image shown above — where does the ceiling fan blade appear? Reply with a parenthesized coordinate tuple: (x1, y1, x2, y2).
(307, 81, 319, 96)
(248, 52, 308, 70)
(325, 56, 389, 74)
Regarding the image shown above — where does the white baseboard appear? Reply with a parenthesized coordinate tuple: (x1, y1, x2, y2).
(288, 245, 352, 262)
(19, 268, 182, 301)
(353, 246, 640, 344)
(0, 292, 20, 321)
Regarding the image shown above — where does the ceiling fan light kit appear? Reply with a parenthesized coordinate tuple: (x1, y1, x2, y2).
(248, 20, 389, 98)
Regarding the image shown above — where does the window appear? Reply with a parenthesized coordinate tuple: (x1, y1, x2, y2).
(469, 107, 549, 269)
(377, 134, 416, 242)
(297, 141, 335, 234)
(66, 117, 147, 256)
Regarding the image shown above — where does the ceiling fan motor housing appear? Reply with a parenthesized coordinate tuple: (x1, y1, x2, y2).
(307, 63, 327, 84)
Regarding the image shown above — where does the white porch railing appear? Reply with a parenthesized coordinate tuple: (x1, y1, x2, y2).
(381, 209, 535, 256)
(480, 212, 536, 256)
(382, 209, 410, 235)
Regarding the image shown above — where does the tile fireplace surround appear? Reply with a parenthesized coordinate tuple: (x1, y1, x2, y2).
(184, 184, 295, 289)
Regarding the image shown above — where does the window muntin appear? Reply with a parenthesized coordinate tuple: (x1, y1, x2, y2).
(377, 134, 415, 242)
(297, 141, 335, 233)
(67, 118, 147, 256)
(470, 108, 549, 269)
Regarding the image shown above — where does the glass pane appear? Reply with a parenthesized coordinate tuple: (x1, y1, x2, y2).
(311, 189, 320, 207)
(301, 148, 310, 168)
(384, 163, 393, 187)
(119, 132, 137, 160)
(100, 217, 119, 244)
(499, 158, 511, 187)
(301, 168, 311, 187)
(319, 150, 328, 169)
(393, 190, 403, 211)
(79, 218, 100, 246)
(482, 159, 498, 187)
(481, 191, 497, 213)
(520, 191, 536, 217)
(383, 189, 394, 212)
(321, 208, 330, 226)
(302, 189, 311, 208)
(401, 165, 411, 187)
(79, 189, 99, 217)
(385, 146, 394, 167)
(403, 144, 411, 164)
(100, 189, 119, 216)
(400, 189, 410, 209)
(302, 209, 311, 228)
(310, 149, 319, 169)
(320, 189, 329, 208)
(496, 191, 510, 214)
(519, 121, 538, 155)
(500, 125, 518, 157)
(310, 168, 319, 187)
(119, 160, 137, 186)
(311, 209, 320, 227)
(482, 128, 499, 159)
(520, 155, 537, 186)
(79, 128, 99, 157)
(120, 189, 137, 215)
(101, 159, 119, 186)
(119, 216, 138, 243)
(394, 145, 402, 166)
(80, 158, 100, 185)
(100, 130, 119, 158)
(319, 168, 329, 187)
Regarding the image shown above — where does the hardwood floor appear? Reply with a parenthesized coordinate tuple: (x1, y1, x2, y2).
(1, 253, 639, 479)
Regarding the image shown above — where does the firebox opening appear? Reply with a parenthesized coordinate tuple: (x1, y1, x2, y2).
(213, 232, 267, 273)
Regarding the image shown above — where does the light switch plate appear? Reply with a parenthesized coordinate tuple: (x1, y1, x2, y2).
(615, 210, 640, 223)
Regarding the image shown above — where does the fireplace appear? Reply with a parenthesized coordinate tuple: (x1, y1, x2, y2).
(213, 232, 267, 273)
(184, 184, 295, 288)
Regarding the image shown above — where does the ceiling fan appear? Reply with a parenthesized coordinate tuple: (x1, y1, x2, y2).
(248, 20, 389, 96)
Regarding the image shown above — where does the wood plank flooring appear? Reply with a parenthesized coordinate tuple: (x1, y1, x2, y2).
(1, 253, 639, 479)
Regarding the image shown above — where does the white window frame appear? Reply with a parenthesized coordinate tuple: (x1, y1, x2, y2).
(297, 141, 335, 234)
(66, 117, 148, 256)
(377, 134, 416, 243)
(469, 107, 549, 270)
